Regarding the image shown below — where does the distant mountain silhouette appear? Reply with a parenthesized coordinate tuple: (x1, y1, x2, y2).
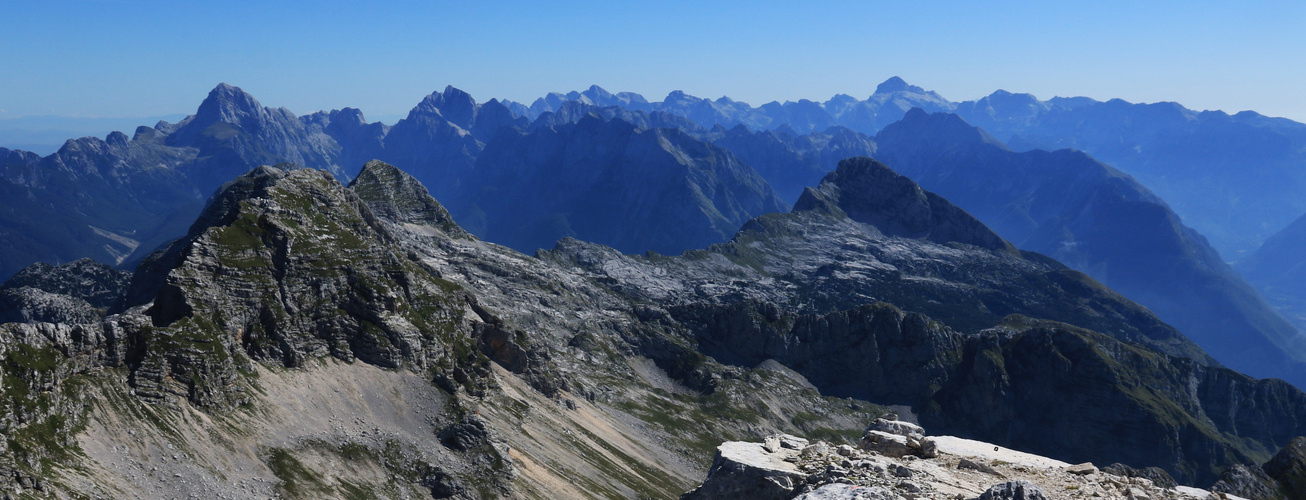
(954, 90, 1306, 259)
(463, 112, 787, 254)
(874, 108, 1306, 387)
(518, 78, 953, 135)
(528, 79, 1306, 259)
(1239, 213, 1306, 333)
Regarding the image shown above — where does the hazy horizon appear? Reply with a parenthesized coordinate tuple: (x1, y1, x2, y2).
(1, 0, 1302, 124)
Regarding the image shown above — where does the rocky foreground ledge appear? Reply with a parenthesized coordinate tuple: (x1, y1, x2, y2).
(681, 418, 1246, 500)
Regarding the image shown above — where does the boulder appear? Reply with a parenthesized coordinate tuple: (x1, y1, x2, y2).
(438, 417, 490, 452)
(867, 418, 925, 438)
(861, 430, 912, 458)
(977, 480, 1049, 500)
(1064, 462, 1098, 476)
(780, 434, 810, 450)
(680, 440, 805, 500)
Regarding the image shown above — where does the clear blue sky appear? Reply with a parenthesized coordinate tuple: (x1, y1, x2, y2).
(2, 0, 1304, 122)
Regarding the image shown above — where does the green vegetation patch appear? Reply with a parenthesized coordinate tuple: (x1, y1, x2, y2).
(1, 343, 92, 482)
(266, 447, 333, 498)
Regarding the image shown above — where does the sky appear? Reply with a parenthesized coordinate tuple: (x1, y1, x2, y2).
(1, 0, 1304, 123)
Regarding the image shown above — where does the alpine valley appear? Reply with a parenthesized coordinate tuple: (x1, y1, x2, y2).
(2, 80, 1306, 500)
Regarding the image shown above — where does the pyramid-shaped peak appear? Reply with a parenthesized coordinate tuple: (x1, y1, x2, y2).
(794, 157, 1014, 252)
(349, 160, 464, 233)
(196, 83, 265, 123)
(875, 76, 926, 95)
(582, 84, 614, 102)
(164, 83, 273, 146)
(410, 85, 478, 127)
(417, 85, 476, 110)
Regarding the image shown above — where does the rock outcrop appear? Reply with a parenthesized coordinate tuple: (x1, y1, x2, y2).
(681, 421, 1228, 499)
(680, 437, 810, 500)
(793, 156, 1015, 253)
(1213, 436, 1306, 499)
(2, 258, 131, 309)
(0, 258, 130, 324)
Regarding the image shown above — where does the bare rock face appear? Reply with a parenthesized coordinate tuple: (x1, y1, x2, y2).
(866, 418, 924, 439)
(793, 156, 1016, 254)
(1211, 464, 1280, 500)
(119, 164, 477, 409)
(0, 258, 132, 324)
(3, 258, 131, 309)
(542, 158, 1306, 486)
(1263, 436, 1306, 499)
(0, 287, 101, 324)
(682, 428, 1221, 500)
(348, 159, 465, 236)
(680, 436, 809, 500)
(860, 418, 936, 459)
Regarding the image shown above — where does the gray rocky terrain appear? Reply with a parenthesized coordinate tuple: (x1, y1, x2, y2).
(679, 417, 1262, 500)
(2, 158, 1305, 498)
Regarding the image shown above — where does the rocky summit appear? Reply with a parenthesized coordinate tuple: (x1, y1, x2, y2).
(2, 159, 1305, 498)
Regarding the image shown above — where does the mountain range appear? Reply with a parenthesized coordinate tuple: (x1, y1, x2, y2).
(4, 158, 1306, 497)
(3, 79, 1306, 497)
(4, 81, 1306, 389)
(872, 108, 1306, 388)
(523, 78, 1306, 263)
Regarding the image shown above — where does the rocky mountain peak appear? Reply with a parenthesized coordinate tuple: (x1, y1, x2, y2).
(193, 82, 267, 129)
(875, 76, 926, 95)
(794, 156, 1015, 252)
(106, 131, 130, 147)
(413, 86, 478, 129)
(582, 84, 612, 102)
(162, 83, 346, 182)
(349, 159, 465, 235)
(328, 107, 368, 127)
(664, 90, 700, 106)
